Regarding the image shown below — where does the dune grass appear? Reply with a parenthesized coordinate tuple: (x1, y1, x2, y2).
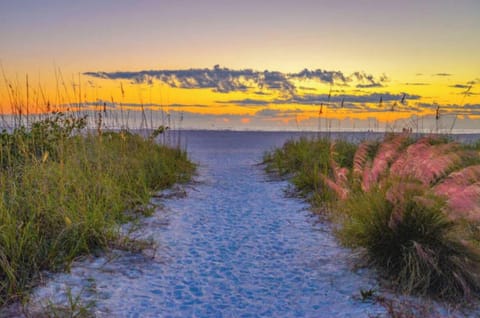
(0, 113, 195, 306)
(263, 137, 356, 204)
(338, 188, 480, 299)
(264, 133, 480, 301)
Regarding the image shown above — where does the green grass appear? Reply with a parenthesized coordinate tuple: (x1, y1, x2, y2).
(0, 113, 195, 306)
(263, 137, 356, 203)
(338, 188, 480, 300)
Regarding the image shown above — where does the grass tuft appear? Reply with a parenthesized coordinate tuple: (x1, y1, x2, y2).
(338, 187, 480, 300)
(263, 137, 356, 204)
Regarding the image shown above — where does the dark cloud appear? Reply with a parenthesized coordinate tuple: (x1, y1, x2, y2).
(290, 69, 388, 88)
(256, 108, 281, 117)
(216, 98, 270, 106)
(83, 99, 117, 108)
(417, 103, 440, 110)
(404, 82, 430, 86)
(79, 100, 208, 109)
(259, 70, 296, 96)
(417, 103, 480, 113)
(84, 66, 390, 96)
(450, 84, 470, 89)
(290, 69, 349, 85)
(464, 103, 480, 110)
(218, 93, 420, 110)
(255, 108, 304, 118)
(167, 103, 209, 108)
(298, 86, 317, 91)
(290, 93, 420, 104)
(379, 74, 390, 82)
(254, 91, 271, 95)
(350, 71, 387, 88)
(433, 73, 452, 77)
(84, 65, 295, 96)
(356, 83, 383, 88)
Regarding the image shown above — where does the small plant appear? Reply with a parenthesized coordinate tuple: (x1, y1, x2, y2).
(360, 288, 377, 302)
(149, 125, 169, 141)
(44, 287, 95, 318)
(371, 296, 445, 318)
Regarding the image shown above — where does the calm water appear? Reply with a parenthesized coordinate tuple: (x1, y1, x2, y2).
(7, 131, 479, 317)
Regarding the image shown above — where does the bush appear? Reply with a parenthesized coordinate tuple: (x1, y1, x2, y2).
(263, 137, 356, 202)
(338, 186, 480, 300)
(0, 112, 87, 169)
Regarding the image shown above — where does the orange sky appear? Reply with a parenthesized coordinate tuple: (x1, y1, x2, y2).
(1, 0, 479, 131)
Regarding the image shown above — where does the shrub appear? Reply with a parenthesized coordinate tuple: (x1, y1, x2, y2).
(338, 186, 480, 300)
(263, 137, 356, 202)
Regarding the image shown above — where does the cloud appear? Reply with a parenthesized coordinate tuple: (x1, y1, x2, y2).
(433, 73, 452, 77)
(404, 82, 430, 86)
(417, 103, 480, 114)
(463, 103, 480, 110)
(290, 92, 420, 104)
(84, 66, 390, 96)
(84, 65, 295, 96)
(167, 103, 209, 108)
(77, 100, 209, 109)
(290, 69, 388, 88)
(259, 70, 296, 96)
(449, 84, 470, 89)
(255, 108, 303, 117)
(216, 98, 270, 106)
(417, 102, 440, 110)
(298, 86, 317, 91)
(218, 93, 420, 110)
(290, 69, 349, 85)
(356, 83, 383, 88)
(254, 91, 271, 95)
(349, 71, 389, 88)
(256, 108, 281, 117)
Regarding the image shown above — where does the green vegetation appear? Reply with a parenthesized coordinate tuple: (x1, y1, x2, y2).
(264, 133, 480, 301)
(339, 188, 480, 299)
(263, 137, 356, 204)
(0, 113, 195, 306)
(42, 287, 95, 318)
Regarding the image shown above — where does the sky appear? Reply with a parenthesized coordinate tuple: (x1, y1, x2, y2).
(1, 0, 479, 131)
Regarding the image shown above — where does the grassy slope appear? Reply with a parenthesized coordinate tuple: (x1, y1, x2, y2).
(0, 115, 195, 306)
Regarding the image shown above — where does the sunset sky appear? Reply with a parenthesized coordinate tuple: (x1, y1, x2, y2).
(1, 0, 479, 131)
